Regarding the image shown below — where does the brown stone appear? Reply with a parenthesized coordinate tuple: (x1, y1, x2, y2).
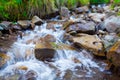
(31, 16, 44, 27)
(35, 42, 56, 61)
(0, 53, 10, 69)
(66, 21, 95, 34)
(17, 20, 31, 29)
(46, 23, 55, 30)
(107, 40, 120, 67)
(60, 7, 70, 20)
(72, 34, 104, 56)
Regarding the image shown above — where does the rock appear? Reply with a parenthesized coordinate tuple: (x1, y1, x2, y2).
(103, 5, 111, 12)
(102, 33, 118, 51)
(60, 7, 70, 20)
(75, 6, 89, 14)
(10, 24, 21, 30)
(35, 42, 56, 61)
(19, 70, 37, 80)
(72, 34, 104, 56)
(57, 43, 75, 50)
(104, 16, 120, 33)
(0, 53, 10, 69)
(106, 12, 116, 18)
(0, 21, 12, 30)
(46, 23, 55, 30)
(63, 70, 73, 80)
(44, 34, 56, 42)
(0, 74, 20, 80)
(0, 31, 2, 36)
(31, 16, 44, 28)
(107, 40, 120, 67)
(17, 20, 31, 29)
(66, 21, 95, 34)
(88, 13, 106, 22)
(96, 6, 104, 13)
(17, 66, 28, 71)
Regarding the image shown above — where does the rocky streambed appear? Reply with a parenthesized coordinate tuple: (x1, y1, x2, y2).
(0, 4, 120, 80)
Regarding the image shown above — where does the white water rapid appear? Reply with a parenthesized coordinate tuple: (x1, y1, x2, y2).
(0, 23, 102, 80)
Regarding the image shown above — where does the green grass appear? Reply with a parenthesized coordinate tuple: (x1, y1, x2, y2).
(0, 0, 120, 21)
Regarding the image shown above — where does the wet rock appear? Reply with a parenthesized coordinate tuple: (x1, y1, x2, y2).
(66, 21, 95, 34)
(0, 53, 10, 69)
(75, 6, 89, 14)
(106, 12, 117, 18)
(63, 20, 75, 30)
(103, 5, 111, 12)
(0, 74, 20, 80)
(57, 43, 75, 50)
(44, 34, 56, 42)
(35, 43, 56, 61)
(60, 7, 70, 20)
(102, 33, 118, 51)
(63, 70, 73, 80)
(17, 20, 31, 29)
(17, 66, 28, 71)
(10, 24, 21, 30)
(104, 16, 120, 33)
(19, 70, 37, 80)
(88, 13, 106, 22)
(0, 21, 12, 34)
(46, 23, 56, 30)
(31, 16, 44, 29)
(72, 34, 104, 56)
(107, 40, 120, 67)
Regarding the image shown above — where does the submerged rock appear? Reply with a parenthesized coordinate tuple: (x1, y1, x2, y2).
(17, 20, 31, 29)
(0, 53, 10, 69)
(72, 34, 104, 56)
(107, 40, 120, 67)
(19, 70, 37, 80)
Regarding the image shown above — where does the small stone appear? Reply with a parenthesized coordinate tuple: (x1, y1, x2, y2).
(17, 20, 31, 29)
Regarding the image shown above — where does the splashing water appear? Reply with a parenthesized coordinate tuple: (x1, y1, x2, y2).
(0, 23, 101, 80)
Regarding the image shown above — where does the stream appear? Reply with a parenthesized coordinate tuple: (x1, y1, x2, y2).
(0, 21, 107, 80)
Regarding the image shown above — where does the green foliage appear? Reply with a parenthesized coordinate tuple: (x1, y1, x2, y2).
(0, 0, 120, 21)
(78, 0, 90, 5)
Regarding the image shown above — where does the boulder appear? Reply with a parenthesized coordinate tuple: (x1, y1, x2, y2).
(44, 34, 56, 42)
(102, 33, 118, 51)
(31, 16, 44, 28)
(0, 21, 12, 30)
(35, 42, 56, 61)
(60, 7, 70, 20)
(88, 13, 106, 22)
(18, 70, 37, 80)
(104, 16, 120, 33)
(72, 34, 104, 56)
(75, 6, 89, 14)
(66, 21, 95, 34)
(17, 20, 31, 29)
(0, 53, 10, 69)
(10, 24, 21, 30)
(107, 40, 120, 67)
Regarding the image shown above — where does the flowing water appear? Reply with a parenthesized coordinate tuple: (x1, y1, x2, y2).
(0, 22, 105, 80)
